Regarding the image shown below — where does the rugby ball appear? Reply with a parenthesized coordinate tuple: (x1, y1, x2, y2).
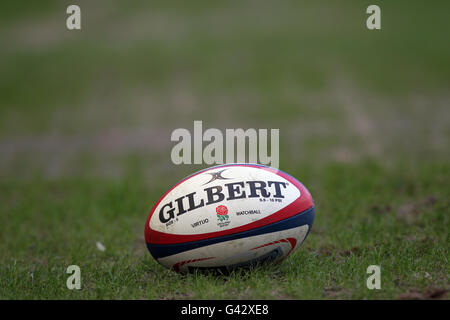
(144, 164, 315, 273)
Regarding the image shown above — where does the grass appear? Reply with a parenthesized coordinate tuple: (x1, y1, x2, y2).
(0, 0, 449, 299)
(0, 160, 448, 299)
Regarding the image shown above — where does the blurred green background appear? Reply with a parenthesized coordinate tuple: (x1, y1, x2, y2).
(0, 0, 448, 299)
(1, 0, 449, 176)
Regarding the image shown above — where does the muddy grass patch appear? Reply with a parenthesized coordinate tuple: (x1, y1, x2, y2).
(397, 287, 448, 300)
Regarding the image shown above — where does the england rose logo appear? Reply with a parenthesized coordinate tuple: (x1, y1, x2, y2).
(216, 205, 229, 222)
(216, 205, 228, 215)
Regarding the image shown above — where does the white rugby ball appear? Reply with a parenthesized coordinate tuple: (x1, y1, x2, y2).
(145, 164, 314, 273)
